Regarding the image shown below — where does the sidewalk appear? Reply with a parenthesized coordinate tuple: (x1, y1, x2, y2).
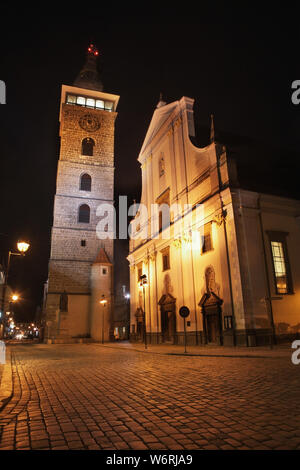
(97, 340, 292, 359)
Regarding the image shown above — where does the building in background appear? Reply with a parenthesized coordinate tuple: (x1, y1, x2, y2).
(128, 96, 300, 346)
(0, 264, 13, 339)
(44, 45, 119, 343)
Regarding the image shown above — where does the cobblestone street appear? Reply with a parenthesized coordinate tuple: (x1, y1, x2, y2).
(0, 343, 299, 450)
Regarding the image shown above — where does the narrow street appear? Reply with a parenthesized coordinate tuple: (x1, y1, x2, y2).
(0, 343, 299, 450)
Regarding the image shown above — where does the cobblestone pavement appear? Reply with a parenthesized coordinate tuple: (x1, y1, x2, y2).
(0, 343, 299, 450)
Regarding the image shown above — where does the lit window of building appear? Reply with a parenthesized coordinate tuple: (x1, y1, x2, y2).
(269, 236, 293, 294)
(66, 93, 113, 112)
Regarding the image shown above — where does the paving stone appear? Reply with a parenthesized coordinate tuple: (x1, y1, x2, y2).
(0, 344, 299, 451)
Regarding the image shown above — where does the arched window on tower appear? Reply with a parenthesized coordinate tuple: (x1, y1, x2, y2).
(80, 173, 92, 191)
(81, 137, 95, 156)
(78, 204, 90, 224)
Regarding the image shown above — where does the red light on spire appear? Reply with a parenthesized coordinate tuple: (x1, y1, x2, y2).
(87, 43, 99, 56)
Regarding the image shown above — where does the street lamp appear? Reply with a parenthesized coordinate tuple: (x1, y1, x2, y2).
(139, 274, 148, 350)
(5, 294, 20, 339)
(17, 242, 30, 254)
(0, 241, 30, 339)
(99, 295, 107, 344)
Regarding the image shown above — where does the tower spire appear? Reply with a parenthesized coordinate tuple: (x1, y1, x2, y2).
(156, 92, 166, 108)
(210, 113, 215, 143)
(73, 43, 103, 92)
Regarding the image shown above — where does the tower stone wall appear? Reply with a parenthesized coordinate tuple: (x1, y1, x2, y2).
(44, 46, 119, 342)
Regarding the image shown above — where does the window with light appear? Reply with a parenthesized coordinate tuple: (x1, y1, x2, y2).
(271, 241, 289, 294)
(66, 94, 113, 112)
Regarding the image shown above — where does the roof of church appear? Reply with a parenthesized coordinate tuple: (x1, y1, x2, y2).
(94, 247, 111, 265)
(139, 100, 179, 158)
(73, 44, 103, 92)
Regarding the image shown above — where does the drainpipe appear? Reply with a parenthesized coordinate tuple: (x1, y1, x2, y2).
(221, 204, 237, 346)
(216, 144, 236, 346)
(257, 195, 276, 348)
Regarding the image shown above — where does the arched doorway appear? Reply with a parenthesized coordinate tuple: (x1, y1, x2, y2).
(199, 292, 223, 345)
(158, 293, 176, 343)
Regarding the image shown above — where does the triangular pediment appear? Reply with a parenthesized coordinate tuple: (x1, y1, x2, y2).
(139, 101, 178, 159)
(199, 291, 223, 307)
(135, 307, 144, 318)
(158, 293, 176, 306)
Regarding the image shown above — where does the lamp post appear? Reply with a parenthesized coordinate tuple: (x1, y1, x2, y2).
(99, 295, 107, 344)
(4, 294, 19, 339)
(139, 274, 148, 350)
(0, 242, 29, 339)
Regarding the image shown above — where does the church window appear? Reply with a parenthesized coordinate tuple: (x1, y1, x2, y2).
(224, 316, 233, 329)
(82, 138, 95, 156)
(81, 240, 86, 247)
(267, 231, 293, 294)
(161, 246, 170, 271)
(137, 262, 143, 282)
(202, 223, 213, 254)
(80, 173, 92, 191)
(78, 204, 90, 224)
(156, 189, 170, 232)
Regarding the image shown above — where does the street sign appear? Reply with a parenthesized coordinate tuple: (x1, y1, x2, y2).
(179, 306, 190, 318)
(179, 306, 190, 353)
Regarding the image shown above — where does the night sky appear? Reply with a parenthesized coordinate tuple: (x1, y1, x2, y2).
(0, 8, 299, 321)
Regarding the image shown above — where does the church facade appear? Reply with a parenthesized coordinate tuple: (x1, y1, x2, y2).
(44, 45, 119, 343)
(128, 96, 300, 346)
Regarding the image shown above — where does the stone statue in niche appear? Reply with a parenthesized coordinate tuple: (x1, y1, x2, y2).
(159, 156, 165, 177)
(59, 290, 68, 312)
(205, 266, 220, 296)
(163, 273, 173, 295)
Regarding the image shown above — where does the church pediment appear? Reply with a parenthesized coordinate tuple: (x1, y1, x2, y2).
(139, 102, 178, 159)
(199, 291, 223, 307)
(158, 293, 176, 306)
(135, 307, 144, 319)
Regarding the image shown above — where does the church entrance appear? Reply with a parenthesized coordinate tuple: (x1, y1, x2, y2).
(161, 309, 176, 342)
(206, 312, 220, 344)
(158, 294, 176, 344)
(199, 292, 223, 345)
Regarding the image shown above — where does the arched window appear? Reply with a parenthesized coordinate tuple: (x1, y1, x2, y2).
(80, 173, 91, 191)
(78, 204, 90, 223)
(81, 137, 95, 156)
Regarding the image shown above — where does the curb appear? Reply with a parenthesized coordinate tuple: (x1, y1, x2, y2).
(0, 347, 13, 410)
(94, 343, 290, 359)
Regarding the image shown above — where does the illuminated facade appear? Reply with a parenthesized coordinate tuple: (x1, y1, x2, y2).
(128, 96, 300, 346)
(44, 45, 119, 343)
